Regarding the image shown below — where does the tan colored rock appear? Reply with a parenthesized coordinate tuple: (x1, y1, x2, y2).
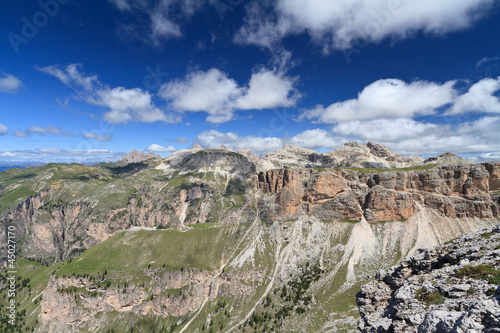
(257, 164, 499, 223)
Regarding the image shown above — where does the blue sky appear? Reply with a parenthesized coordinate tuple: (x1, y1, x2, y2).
(1, 0, 500, 164)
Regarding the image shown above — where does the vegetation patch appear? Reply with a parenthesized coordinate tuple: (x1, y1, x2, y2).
(480, 232, 496, 239)
(340, 218, 359, 223)
(416, 288, 445, 306)
(343, 164, 437, 174)
(456, 264, 500, 284)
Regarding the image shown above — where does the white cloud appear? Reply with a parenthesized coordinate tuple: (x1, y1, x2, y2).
(12, 130, 28, 138)
(12, 126, 74, 138)
(159, 68, 298, 123)
(82, 132, 112, 141)
(108, 0, 131, 11)
(195, 115, 500, 159)
(330, 116, 500, 156)
(29, 126, 74, 136)
(146, 144, 177, 152)
(300, 79, 455, 123)
(39, 64, 180, 124)
(196, 129, 339, 155)
(287, 129, 340, 150)
(236, 0, 496, 52)
(96, 87, 179, 124)
(447, 77, 500, 115)
(0, 72, 22, 94)
(236, 69, 298, 110)
(196, 130, 283, 155)
(332, 118, 441, 143)
(0, 148, 124, 163)
(480, 152, 500, 161)
(0, 124, 7, 136)
(151, 11, 182, 40)
(109, 0, 204, 43)
(160, 68, 241, 123)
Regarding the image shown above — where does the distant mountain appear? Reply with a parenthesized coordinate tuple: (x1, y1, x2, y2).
(325, 142, 425, 169)
(118, 149, 162, 165)
(0, 166, 23, 173)
(0, 162, 46, 173)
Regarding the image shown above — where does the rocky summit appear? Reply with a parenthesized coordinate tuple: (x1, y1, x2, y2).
(357, 225, 500, 333)
(0, 143, 499, 332)
(120, 149, 161, 165)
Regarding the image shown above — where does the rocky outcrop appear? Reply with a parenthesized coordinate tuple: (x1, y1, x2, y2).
(326, 142, 424, 168)
(120, 149, 159, 165)
(260, 145, 334, 170)
(40, 268, 264, 333)
(423, 152, 470, 165)
(157, 148, 256, 178)
(258, 163, 500, 222)
(357, 225, 500, 332)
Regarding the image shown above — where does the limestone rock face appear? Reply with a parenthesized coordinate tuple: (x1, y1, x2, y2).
(158, 148, 256, 177)
(357, 225, 500, 333)
(260, 145, 334, 171)
(40, 268, 264, 333)
(257, 163, 500, 222)
(121, 149, 158, 164)
(326, 142, 424, 168)
(423, 152, 470, 165)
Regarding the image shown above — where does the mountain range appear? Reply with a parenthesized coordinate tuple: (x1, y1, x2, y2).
(0, 142, 498, 332)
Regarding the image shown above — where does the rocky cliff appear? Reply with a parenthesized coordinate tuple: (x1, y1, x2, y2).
(257, 162, 500, 223)
(325, 142, 425, 169)
(357, 225, 500, 332)
(120, 149, 161, 165)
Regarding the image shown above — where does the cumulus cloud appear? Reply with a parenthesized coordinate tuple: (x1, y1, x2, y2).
(287, 129, 340, 150)
(0, 72, 22, 94)
(235, 69, 298, 110)
(160, 68, 242, 123)
(194, 114, 500, 159)
(480, 152, 500, 161)
(12, 126, 74, 138)
(196, 129, 339, 155)
(38, 64, 180, 124)
(330, 116, 500, 156)
(146, 144, 177, 152)
(447, 77, 500, 115)
(0, 124, 7, 136)
(236, 0, 496, 52)
(300, 79, 455, 123)
(332, 118, 441, 143)
(82, 132, 112, 141)
(160, 68, 298, 123)
(196, 130, 283, 155)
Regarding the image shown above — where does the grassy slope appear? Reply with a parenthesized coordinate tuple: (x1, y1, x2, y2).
(342, 163, 437, 173)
